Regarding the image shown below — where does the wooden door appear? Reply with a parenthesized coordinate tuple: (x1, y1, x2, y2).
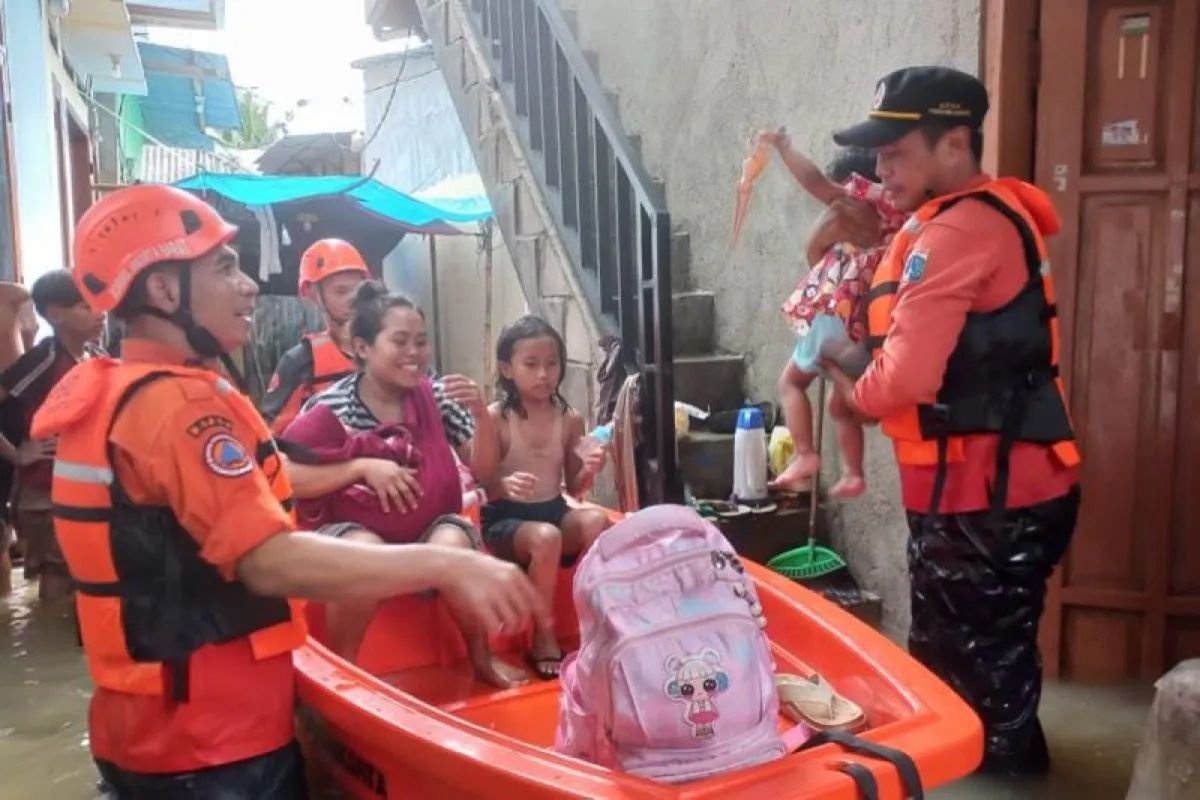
(1035, 0, 1200, 681)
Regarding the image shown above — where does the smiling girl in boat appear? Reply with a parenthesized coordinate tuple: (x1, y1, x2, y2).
(483, 316, 612, 679)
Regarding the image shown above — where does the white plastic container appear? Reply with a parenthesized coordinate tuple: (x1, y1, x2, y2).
(733, 407, 768, 502)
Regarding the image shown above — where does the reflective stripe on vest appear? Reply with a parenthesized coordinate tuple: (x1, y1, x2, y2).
(864, 180, 1081, 471)
(48, 361, 306, 697)
(53, 460, 113, 485)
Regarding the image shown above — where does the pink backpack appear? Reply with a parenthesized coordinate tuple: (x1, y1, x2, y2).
(555, 505, 793, 783)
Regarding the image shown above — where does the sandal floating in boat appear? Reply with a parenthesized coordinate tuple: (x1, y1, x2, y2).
(776, 672, 866, 732)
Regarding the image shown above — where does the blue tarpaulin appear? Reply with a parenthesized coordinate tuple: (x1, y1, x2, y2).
(136, 43, 240, 151)
(176, 173, 493, 231)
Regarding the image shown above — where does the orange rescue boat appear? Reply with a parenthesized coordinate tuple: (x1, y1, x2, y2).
(295, 515, 982, 799)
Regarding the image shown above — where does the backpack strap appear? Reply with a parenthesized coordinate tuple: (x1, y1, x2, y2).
(804, 730, 925, 799)
(781, 722, 815, 752)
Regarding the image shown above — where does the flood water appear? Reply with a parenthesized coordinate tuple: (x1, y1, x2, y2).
(0, 574, 99, 799)
(0, 567, 1152, 800)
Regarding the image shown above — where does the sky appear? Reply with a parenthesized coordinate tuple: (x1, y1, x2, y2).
(144, 0, 403, 136)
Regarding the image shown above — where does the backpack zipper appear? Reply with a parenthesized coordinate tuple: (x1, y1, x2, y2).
(577, 545, 713, 597)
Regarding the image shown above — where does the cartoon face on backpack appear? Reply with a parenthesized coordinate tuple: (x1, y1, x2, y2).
(665, 649, 730, 739)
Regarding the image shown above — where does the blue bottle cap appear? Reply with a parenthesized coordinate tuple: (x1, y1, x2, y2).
(736, 407, 765, 430)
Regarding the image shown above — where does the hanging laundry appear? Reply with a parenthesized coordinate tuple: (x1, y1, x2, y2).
(594, 335, 633, 426)
(252, 205, 285, 283)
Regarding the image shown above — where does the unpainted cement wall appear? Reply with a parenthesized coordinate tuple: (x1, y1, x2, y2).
(560, 0, 982, 638)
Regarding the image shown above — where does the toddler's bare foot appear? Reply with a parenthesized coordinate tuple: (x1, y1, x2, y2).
(474, 655, 530, 689)
(769, 451, 821, 493)
(829, 475, 866, 499)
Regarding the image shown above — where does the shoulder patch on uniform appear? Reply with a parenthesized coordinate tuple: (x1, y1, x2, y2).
(187, 415, 234, 438)
(203, 432, 254, 478)
(903, 250, 928, 283)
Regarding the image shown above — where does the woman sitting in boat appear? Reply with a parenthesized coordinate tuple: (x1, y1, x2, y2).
(282, 280, 530, 688)
(481, 316, 612, 679)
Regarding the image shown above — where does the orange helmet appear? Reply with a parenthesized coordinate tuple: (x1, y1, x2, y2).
(72, 184, 238, 313)
(298, 238, 370, 293)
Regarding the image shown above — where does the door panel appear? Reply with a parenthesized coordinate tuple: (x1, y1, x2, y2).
(1170, 195, 1200, 596)
(1065, 608, 1144, 683)
(1084, 2, 1169, 170)
(1068, 197, 1164, 594)
(1036, 0, 1200, 681)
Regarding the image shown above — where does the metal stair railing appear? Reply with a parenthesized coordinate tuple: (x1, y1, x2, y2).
(464, 0, 678, 503)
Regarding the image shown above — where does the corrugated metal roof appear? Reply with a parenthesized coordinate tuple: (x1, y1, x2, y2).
(137, 143, 245, 184)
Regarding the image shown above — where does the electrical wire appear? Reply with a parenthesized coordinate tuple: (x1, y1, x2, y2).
(360, 28, 415, 151)
(364, 67, 439, 93)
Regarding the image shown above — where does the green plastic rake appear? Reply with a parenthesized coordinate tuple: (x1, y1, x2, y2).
(766, 378, 847, 581)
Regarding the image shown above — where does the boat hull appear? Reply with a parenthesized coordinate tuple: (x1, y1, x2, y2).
(295, 558, 982, 799)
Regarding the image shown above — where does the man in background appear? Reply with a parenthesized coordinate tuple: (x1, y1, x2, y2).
(0, 280, 36, 594)
(0, 270, 105, 601)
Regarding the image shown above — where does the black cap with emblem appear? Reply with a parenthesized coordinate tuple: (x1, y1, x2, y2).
(833, 66, 989, 149)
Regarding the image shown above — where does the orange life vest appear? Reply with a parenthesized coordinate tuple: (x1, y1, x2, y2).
(307, 331, 355, 390)
(32, 359, 306, 699)
(267, 331, 350, 434)
(269, 332, 355, 436)
(864, 178, 1080, 511)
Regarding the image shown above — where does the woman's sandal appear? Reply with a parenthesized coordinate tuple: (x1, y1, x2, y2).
(776, 672, 867, 732)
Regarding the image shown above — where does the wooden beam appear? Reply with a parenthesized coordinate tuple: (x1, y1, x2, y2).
(982, 0, 1039, 179)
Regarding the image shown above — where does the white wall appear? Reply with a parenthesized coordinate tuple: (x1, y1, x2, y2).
(361, 47, 480, 193)
(559, 0, 982, 639)
(361, 48, 527, 388)
(5, 0, 66, 286)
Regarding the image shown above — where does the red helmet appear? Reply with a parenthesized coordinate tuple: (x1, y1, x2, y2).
(73, 185, 238, 313)
(298, 239, 369, 293)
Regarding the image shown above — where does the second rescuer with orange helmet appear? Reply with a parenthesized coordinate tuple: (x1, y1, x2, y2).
(32, 185, 547, 798)
(261, 238, 368, 434)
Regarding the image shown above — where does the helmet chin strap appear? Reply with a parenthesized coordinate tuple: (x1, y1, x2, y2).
(144, 266, 249, 391)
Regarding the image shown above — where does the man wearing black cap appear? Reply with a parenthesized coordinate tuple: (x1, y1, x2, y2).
(821, 66, 1083, 775)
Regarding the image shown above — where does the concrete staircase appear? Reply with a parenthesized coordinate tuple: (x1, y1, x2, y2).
(409, 0, 746, 499)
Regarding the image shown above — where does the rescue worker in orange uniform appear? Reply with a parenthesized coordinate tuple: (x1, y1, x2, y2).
(821, 67, 1082, 775)
(262, 238, 368, 434)
(32, 185, 546, 798)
